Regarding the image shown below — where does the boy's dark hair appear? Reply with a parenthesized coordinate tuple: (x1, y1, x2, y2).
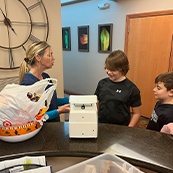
(104, 50, 129, 75)
(155, 72, 173, 91)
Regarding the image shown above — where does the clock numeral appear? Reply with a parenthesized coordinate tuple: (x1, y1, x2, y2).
(27, 2, 41, 11)
(32, 22, 48, 27)
(9, 48, 14, 69)
(29, 34, 40, 42)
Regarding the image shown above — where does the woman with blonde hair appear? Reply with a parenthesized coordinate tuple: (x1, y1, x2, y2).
(19, 41, 70, 122)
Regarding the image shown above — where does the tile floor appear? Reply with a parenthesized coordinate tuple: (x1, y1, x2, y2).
(136, 116, 149, 129)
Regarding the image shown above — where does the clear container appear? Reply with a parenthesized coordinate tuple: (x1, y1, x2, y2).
(56, 153, 144, 173)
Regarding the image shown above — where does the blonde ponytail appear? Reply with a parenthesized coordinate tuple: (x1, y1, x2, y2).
(19, 60, 30, 84)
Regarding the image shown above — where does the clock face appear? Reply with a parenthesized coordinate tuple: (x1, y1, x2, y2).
(0, 0, 49, 70)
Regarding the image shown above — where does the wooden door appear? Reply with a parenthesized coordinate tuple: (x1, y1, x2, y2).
(125, 11, 173, 118)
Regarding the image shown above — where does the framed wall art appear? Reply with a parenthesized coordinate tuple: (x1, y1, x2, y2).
(62, 27, 71, 51)
(98, 23, 113, 53)
(78, 25, 89, 52)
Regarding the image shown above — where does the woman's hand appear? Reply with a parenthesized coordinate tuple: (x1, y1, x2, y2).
(58, 104, 70, 114)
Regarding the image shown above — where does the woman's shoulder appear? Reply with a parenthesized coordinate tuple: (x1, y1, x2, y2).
(42, 72, 50, 78)
(21, 73, 38, 85)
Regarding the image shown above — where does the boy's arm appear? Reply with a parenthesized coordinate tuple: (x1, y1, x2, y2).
(128, 106, 141, 127)
(96, 101, 99, 109)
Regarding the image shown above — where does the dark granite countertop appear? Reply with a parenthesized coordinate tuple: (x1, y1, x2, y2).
(0, 122, 172, 173)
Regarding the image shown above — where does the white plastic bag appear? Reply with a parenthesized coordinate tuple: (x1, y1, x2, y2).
(0, 78, 57, 127)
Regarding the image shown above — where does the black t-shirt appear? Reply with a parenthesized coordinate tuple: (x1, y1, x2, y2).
(147, 101, 173, 131)
(95, 78, 141, 125)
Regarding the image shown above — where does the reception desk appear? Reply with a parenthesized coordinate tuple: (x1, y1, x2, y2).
(0, 122, 172, 173)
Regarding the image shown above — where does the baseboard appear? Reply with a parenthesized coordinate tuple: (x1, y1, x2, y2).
(64, 89, 82, 95)
(141, 115, 150, 119)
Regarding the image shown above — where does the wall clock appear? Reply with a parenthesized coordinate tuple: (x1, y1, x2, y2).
(0, 0, 49, 70)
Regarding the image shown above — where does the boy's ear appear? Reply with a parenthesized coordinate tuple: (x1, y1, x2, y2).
(169, 89, 173, 97)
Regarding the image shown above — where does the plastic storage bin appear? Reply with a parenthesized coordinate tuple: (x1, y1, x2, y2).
(56, 153, 143, 173)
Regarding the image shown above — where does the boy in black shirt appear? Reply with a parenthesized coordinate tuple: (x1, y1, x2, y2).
(147, 72, 173, 131)
(95, 50, 141, 127)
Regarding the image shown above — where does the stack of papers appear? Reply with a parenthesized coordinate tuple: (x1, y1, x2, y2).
(0, 156, 52, 173)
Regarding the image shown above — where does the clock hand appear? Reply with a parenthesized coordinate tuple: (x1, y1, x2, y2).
(0, 8, 17, 35)
(9, 48, 14, 69)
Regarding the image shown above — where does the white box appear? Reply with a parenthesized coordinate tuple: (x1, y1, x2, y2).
(56, 154, 144, 173)
(69, 95, 98, 138)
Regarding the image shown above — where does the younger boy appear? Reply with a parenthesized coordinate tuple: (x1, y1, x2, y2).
(147, 72, 173, 131)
